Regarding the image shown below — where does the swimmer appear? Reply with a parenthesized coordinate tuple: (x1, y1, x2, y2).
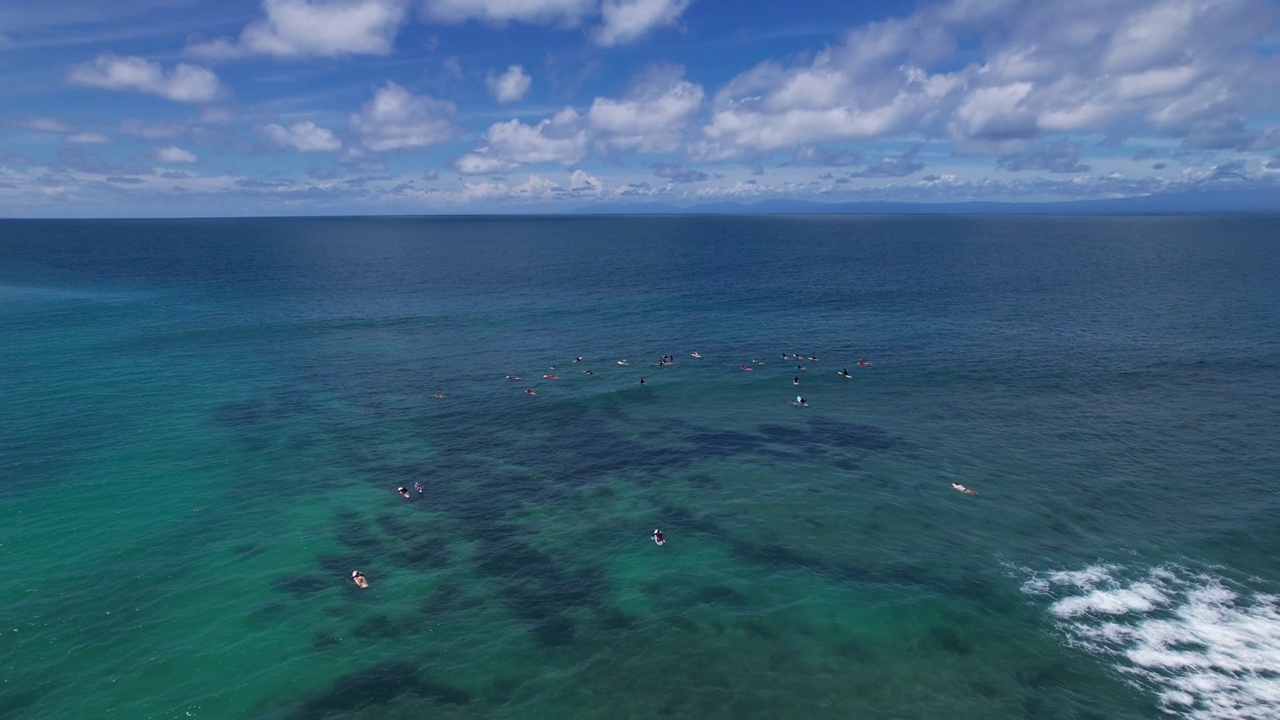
(524, 388, 537, 396)
(839, 368, 851, 378)
(951, 482, 977, 495)
(651, 529, 665, 546)
(796, 365, 807, 371)
(351, 570, 369, 588)
(793, 376, 800, 385)
(433, 393, 447, 399)
(397, 486, 411, 499)
(414, 481, 424, 495)
(691, 351, 702, 358)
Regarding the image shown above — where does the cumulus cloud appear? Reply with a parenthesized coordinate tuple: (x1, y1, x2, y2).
(350, 81, 455, 151)
(423, 0, 688, 44)
(9, 117, 71, 134)
(791, 146, 862, 167)
(67, 54, 220, 103)
(694, 0, 1279, 164)
(156, 146, 199, 164)
(996, 139, 1089, 173)
(593, 0, 690, 46)
(850, 145, 924, 178)
(66, 133, 110, 145)
(263, 121, 342, 152)
(423, 0, 596, 24)
(651, 161, 707, 183)
(187, 0, 407, 59)
(486, 64, 532, 103)
(587, 65, 703, 154)
(455, 107, 588, 173)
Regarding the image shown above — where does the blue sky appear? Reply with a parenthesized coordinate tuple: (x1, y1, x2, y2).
(1, 0, 1279, 216)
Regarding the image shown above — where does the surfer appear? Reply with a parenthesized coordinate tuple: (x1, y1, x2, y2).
(795, 396, 807, 406)
(741, 365, 753, 371)
(618, 359, 629, 366)
(506, 375, 520, 381)
(793, 376, 800, 385)
(951, 482, 977, 495)
(651, 529, 665, 546)
(584, 369, 596, 376)
(639, 377, 645, 385)
(573, 356, 583, 363)
(524, 388, 537, 396)
(691, 351, 702, 358)
(433, 393, 447, 399)
(351, 570, 369, 588)
(397, 486, 411, 499)
(858, 359, 871, 366)
(543, 373, 559, 380)
(839, 368, 851, 378)
(414, 481, 424, 495)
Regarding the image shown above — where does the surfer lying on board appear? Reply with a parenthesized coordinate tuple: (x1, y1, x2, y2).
(351, 571, 369, 588)
(652, 529, 665, 546)
(524, 388, 537, 396)
(951, 482, 977, 495)
(397, 486, 411, 499)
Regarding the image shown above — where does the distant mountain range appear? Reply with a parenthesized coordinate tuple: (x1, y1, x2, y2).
(572, 188, 1280, 215)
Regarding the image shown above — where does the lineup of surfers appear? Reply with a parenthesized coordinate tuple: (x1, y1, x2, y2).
(351, 351, 984, 589)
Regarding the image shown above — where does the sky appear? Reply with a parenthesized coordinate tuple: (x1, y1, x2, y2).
(1, 0, 1279, 216)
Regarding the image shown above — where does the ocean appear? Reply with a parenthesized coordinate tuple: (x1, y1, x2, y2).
(1, 215, 1278, 720)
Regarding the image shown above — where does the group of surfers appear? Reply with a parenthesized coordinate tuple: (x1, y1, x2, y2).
(351, 352, 980, 589)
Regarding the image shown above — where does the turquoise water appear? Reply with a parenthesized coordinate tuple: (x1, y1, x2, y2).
(2, 215, 1278, 719)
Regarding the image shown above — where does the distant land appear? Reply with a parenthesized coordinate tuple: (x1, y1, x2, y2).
(572, 189, 1280, 216)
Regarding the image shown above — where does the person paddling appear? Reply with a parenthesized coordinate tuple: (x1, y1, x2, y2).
(951, 482, 977, 495)
(651, 529, 665, 546)
(351, 570, 369, 588)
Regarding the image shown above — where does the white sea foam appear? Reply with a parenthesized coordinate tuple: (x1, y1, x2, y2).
(1022, 563, 1280, 720)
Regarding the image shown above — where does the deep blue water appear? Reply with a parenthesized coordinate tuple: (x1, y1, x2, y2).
(2, 215, 1278, 720)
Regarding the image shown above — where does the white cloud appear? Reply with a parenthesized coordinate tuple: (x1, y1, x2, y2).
(9, 117, 71, 133)
(588, 66, 703, 153)
(351, 81, 455, 151)
(487, 64, 532, 103)
(119, 119, 185, 140)
(593, 0, 690, 46)
(263, 121, 342, 152)
(692, 0, 1280, 164)
(423, 0, 596, 24)
(454, 152, 517, 174)
(66, 132, 110, 144)
(67, 54, 220, 103)
(570, 168, 602, 192)
(187, 0, 407, 59)
(156, 145, 198, 163)
(456, 107, 588, 173)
